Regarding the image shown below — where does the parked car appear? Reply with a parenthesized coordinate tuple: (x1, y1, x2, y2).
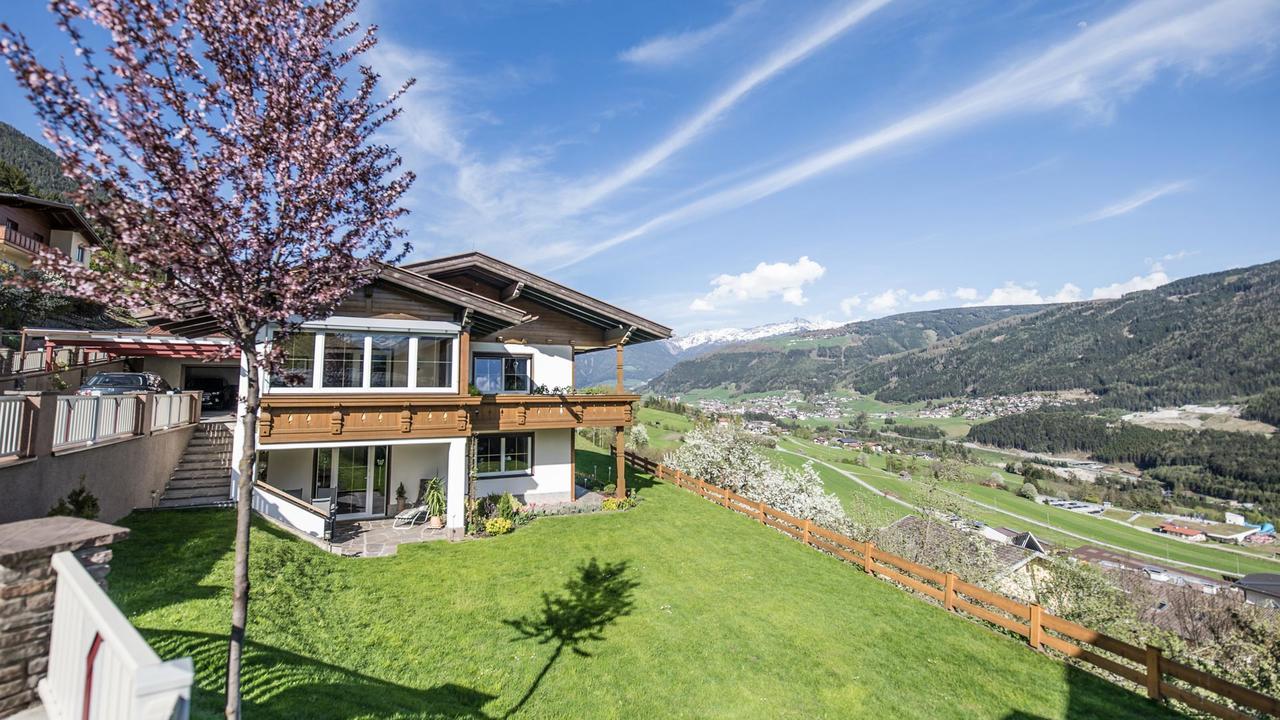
(185, 376, 234, 410)
(76, 372, 172, 396)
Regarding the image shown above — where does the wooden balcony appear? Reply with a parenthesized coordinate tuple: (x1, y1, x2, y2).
(258, 394, 480, 445)
(0, 225, 43, 255)
(470, 393, 637, 432)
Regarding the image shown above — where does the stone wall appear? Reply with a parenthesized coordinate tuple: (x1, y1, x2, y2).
(0, 516, 128, 717)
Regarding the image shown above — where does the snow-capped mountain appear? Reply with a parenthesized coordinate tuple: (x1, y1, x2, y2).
(669, 317, 844, 352)
(575, 317, 842, 388)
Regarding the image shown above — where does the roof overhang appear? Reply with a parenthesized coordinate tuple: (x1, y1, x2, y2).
(402, 252, 673, 345)
(0, 193, 102, 244)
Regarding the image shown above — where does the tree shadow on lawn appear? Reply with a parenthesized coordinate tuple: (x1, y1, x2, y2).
(1001, 659, 1185, 720)
(501, 558, 638, 719)
(144, 629, 499, 719)
(573, 446, 659, 492)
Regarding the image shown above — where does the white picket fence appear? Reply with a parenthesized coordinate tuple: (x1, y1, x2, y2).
(152, 393, 196, 430)
(38, 552, 193, 720)
(52, 395, 143, 448)
(0, 395, 24, 456)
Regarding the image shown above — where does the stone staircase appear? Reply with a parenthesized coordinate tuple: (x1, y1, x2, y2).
(157, 422, 235, 509)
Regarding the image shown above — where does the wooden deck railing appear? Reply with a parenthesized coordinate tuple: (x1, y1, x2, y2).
(625, 452, 1280, 720)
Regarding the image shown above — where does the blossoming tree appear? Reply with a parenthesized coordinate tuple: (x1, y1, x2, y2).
(1, 1, 414, 716)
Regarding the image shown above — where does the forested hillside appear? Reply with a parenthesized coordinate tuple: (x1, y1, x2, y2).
(0, 121, 73, 198)
(970, 411, 1280, 514)
(648, 306, 1038, 394)
(853, 260, 1280, 408)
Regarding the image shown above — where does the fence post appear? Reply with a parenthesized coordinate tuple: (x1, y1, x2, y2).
(754, 500, 765, 523)
(944, 572, 956, 611)
(1145, 645, 1162, 700)
(1028, 604, 1042, 650)
(802, 519, 811, 546)
(863, 541, 876, 575)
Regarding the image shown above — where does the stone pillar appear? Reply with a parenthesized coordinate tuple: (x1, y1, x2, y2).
(0, 516, 129, 717)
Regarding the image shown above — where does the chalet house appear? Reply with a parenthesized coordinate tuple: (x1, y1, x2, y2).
(0, 193, 99, 271)
(147, 253, 671, 541)
(1155, 523, 1206, 542)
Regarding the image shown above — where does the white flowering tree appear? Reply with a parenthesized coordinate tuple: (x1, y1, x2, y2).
(665, 425, 858, 535)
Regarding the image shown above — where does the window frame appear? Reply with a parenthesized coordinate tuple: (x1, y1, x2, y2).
(472, 352, 533, 394)
(264, 321, 460, 395)
(475, 432, 534, 477)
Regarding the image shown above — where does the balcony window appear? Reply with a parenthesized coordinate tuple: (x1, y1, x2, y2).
(369, 335, 411, 388)
(271, 332, 316, 387)
(474, 355, 530, 394)
(322, 332, 365, 388)
(416, 337, 453, 389)
(476, 433, 532, 476)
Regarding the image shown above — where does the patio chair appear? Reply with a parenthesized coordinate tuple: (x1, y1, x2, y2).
(392, 503, 429, 529)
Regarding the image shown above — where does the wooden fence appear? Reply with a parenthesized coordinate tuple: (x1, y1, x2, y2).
(625, 452, 1280, 720)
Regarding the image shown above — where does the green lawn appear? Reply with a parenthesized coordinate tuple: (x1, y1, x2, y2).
(107, 448, 1178, 719)
(780, 438, 1280, 577)
(635, 406, 693, 451)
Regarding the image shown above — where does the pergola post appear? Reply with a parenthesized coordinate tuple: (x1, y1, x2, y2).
(614, 426, 626, 498)
(614, 343, 624, 393)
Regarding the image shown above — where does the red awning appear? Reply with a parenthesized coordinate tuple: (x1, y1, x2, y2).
(22, 328, 239, 360)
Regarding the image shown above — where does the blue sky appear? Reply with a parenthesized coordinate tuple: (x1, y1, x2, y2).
(2, 0, 1278, 335)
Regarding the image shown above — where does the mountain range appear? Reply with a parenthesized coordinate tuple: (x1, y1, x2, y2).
(574, 317, 842, 388)
(643, 259, 1280, 409)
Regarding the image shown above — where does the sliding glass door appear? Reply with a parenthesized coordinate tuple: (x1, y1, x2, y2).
(314, 446, 390, 518)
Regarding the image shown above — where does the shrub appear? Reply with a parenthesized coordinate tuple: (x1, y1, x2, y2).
(1018, 482, 1039, 500)
(628, 423, 650, 448)
(602, 496, 636, 511)
(484, 517, 514, 535)
(423, 478, 445, 517)
(498, 492, 520, 521)
(48, 480, 99, 519)
(603, 483, 616, 495)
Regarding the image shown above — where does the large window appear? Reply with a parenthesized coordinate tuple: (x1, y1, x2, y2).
(476, 433, 532, 476)
(369, 335, 411, 388)
(416, 337, 453, 389)
(473, 355, 530, 394)
(272, 330, 456, 391)
(271, 332, 316, 387)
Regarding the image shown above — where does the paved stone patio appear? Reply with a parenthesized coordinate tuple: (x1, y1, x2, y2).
(329, 518, 449, 558)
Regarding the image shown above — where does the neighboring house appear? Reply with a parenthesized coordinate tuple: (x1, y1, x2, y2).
(144, 253, 671, 540)
(1235, 573, 1280, 609)
(1154, 523, 1207, 542)
(1069, 546, 1227, 595)
(0, 192, 99, 271)
(880, 515, 1046, 601)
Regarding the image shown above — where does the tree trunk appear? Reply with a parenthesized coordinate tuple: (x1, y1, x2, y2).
(225, 344, 261, 720)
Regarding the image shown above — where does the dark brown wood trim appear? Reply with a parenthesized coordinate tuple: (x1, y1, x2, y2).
(258, 480, 329, 519)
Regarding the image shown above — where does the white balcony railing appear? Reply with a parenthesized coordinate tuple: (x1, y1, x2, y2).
(53, 395, 142, 449)
(0, 395, 25, 456)
(38, 551, 193, 720)
(151, 392, 195, 430)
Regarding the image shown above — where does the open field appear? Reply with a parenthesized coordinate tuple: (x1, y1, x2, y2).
(107, 446, 1178, 720)
(779, 437, 1280, 577)
(635, 406, 692, 451)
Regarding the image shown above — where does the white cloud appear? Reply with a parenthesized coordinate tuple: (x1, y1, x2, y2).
(565, 0, 1280, 267)
(867, 289, 907, 314)
(1081, 180, 1192, 223)
(839, 294, 864, 316)
(953, 287, 979, 301)
(1090, 269, 1170, 299)
(560, 0, 893, 215)
(619, 1, 762, 66)
(690, 256, 826, 311)
(1159, 249, 1198, 262)
(966, 282, 1083, 306)
(909, 289, 945, 303)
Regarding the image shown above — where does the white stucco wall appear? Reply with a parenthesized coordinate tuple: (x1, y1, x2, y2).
(389, 443, 449, 504)
(471, 342, 574, 390)
(474, 428, 573, 504)
(264, 448, 312, 499)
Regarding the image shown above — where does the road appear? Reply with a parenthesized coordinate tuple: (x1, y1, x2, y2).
(778, 443, 1271, 578)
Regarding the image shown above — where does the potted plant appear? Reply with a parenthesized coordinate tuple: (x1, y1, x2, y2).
(424, 477, 446, 528)
(395, 482, 407, 513)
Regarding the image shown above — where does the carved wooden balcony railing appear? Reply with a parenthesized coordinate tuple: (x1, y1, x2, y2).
(258, 392, 638, 444)
(258, 394, 479, 445)
(470, 393, 637, 432)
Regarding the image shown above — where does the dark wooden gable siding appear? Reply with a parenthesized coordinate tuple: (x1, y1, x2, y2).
(331, 281, 458, 322)
(430, 271, 608, 347)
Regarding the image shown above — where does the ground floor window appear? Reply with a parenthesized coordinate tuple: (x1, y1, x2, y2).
(476, 433, 532, 476)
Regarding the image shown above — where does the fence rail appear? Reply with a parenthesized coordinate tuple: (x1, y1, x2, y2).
(627, 451, 1280, 720)
(152, 392, 195, 430)
(0, 347, 113, 377)
(53, 395, 142, 448)
(38, 552, 192, 720)
(0, 391, 201, 458)
(0, 395, 26, 456)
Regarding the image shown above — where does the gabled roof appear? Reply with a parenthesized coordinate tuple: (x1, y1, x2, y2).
(0, 192, 101, 244)
(1236, 573, 1280, 598)
(137, 263, 532, 338)
(403, 251, 672, 344)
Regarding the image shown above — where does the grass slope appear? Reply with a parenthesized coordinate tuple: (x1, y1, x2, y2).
(107, 449, 1176, 719)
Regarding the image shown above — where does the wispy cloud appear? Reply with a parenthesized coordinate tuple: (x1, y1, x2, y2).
(1081, 180, 1192, 223)
(619, 1, 762, 67)
(965, 282, 1083, 306)
(690, 256, 825, 311)
(562, 0, 1279, 267)
(559, 0, 893, 215)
